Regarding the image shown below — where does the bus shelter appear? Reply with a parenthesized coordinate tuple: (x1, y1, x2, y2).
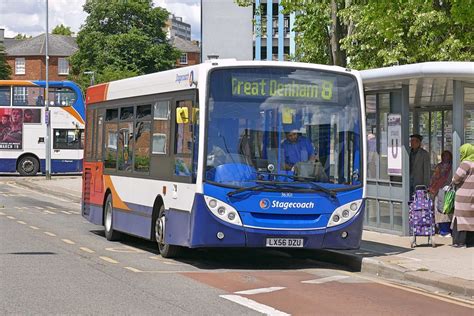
(360, 62, 474, 235)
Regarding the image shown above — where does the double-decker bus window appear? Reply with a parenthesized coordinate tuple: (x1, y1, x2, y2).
(53, 129, 84, 150)
(118, 122, 133, 172)
(0, 87, 10, 106)
(134, 121, 151, 172)
(152, 101, 169, 155)
(47, 87, 76, 107)
(12, 86, 44, 106)
(120, 106, 134, 120)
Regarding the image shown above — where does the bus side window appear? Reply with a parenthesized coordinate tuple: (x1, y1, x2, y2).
(174, 100, 194, 177)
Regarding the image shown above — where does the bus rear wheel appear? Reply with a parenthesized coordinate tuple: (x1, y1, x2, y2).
(17, 155, 39, 176)
(155, 205, 180, 258)
(104, 194, 121, 241)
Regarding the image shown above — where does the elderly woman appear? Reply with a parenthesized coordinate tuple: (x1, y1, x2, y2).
(451, 144, 474, 248)
(429, 151, 453, 237)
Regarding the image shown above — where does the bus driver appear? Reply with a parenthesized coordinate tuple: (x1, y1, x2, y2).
(282, 129, 316, 171)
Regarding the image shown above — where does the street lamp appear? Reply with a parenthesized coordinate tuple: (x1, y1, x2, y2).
(84, 71, 95, 86)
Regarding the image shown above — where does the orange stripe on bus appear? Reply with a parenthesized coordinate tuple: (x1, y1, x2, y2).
(0, 80, 37, 86)
(61, 107, 85, 125)
(86, 83, 109, 105)
(103, 175, 131, 211)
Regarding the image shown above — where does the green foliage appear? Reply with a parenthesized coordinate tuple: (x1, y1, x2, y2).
(52, 24, 74, 36)
(0, 45, 12, 79)
(14, 34, 31, 39)
(70, 0, 180, 89)
(280, 0, 473, 69)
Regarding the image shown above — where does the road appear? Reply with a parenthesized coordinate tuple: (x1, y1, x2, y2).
(0, 177, 472, 315)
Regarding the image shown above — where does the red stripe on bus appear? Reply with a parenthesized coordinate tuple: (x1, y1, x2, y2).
(86, 83, 109, 105)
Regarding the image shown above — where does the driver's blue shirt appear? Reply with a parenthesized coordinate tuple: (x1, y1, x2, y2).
(282, 136, 315, 167)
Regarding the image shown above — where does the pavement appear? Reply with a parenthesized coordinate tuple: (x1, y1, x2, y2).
(8, 175, 474, 301)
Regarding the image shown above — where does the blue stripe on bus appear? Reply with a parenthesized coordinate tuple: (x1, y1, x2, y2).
(0, 158, 82, 173)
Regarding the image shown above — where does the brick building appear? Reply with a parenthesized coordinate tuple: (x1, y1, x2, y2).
(172, 37, 200, 68)
(2, 32, 78, 81)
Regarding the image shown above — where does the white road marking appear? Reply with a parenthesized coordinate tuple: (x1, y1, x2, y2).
(80, 247, 95, 253)
(61, 211, 72, 215)
(47, 206, 57, 210)
(6, 183, 73, 202)
(301, 275, 349, 284)
(29, 226, 39, 230)
(35, 206, 45, 210)
(99, 256, 119, 264)
(0, 212, 5, 215)
(43, 210, 56, 215)
(6, 216, 16, 220)
(61, 239, 76, 245)
(235, 287, 286, 295)
(17, 221, 27, 225)
(44, 232, 56, 237)
(220, 295, 290, 316)
(125, 267, 143, 273)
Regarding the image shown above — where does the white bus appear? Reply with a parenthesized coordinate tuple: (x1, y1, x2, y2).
(0, 80, 85, 175)
(82, 60, 366, 257)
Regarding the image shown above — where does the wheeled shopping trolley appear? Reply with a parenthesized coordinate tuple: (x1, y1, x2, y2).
(409, 186, 436, 248)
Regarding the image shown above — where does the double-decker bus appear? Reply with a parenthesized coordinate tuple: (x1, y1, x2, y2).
(82, 60, 366, 257)
(0, 80, 85, 175)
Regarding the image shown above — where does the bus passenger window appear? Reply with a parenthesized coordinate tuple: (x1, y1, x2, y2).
(120, 106, 134, 120)
(104, 123, 118, 170)
(134, 121, 151, 172)
(153, 101, 169, 155)
(118, 122, 133, 172)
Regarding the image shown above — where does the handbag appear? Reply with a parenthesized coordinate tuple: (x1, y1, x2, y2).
(442, 185, 455, 214)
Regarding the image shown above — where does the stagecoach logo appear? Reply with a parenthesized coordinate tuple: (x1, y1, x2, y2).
(259, 198, 315, 210)
(175, 70, 195, 87)
(259, 198, 270, 209)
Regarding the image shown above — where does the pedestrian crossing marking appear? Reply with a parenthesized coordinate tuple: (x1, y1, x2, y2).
(44, 232, 56, 237)
(61, 239, 75, 245)
(6, 216, 16, 220)
(17, 221, 27, 225)
(29, 226, 39, 230)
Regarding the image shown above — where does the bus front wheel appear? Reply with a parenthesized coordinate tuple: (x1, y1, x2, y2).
(17, 155, 39, 176)
(155, 205, 180, 258)
(104, 194, 121, 241)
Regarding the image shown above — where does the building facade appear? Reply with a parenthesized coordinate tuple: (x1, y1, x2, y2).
(166, 14, 192, 41)
(2, 32, 77, 81)
(172, 37, 200, 68)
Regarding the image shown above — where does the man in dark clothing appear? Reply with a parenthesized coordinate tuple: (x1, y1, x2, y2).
(409, 134, 431, 196)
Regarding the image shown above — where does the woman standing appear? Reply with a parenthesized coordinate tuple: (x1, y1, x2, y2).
(451, 144, 474, 248)
(429, 151, 452, 237)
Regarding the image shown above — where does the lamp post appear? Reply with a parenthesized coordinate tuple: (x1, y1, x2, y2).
(84, 71, 95, 86)
(45, 0, 51, 180)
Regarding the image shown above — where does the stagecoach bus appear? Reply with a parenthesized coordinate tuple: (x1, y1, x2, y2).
(0, 80, 85, 175)
(82, 60, 366, 257)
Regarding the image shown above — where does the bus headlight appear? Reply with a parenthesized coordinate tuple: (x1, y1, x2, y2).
(204, 195, 243, 226)
(327, 199, 363, 228)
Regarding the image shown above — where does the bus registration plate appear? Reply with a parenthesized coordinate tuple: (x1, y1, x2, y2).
(265, 238, 303, 248)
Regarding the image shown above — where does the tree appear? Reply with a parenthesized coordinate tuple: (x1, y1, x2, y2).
(277, 0, 473, 68)
(70, 0, 180, 89)
(52, 24, 73, 36)
(0, 45, 12, 79)
(14, 34, 31, 39)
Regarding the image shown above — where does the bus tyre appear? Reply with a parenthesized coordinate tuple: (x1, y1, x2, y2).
(104, 194, 121, 241)
(17, 156, 39, 176)
(155, 205, 180, 258)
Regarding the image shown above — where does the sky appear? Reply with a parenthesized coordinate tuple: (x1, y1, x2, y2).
(0, 0, 201, 40)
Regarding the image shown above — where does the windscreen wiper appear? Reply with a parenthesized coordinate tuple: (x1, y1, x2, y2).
(227, 183, 281, 197)
(257, 172, 338, 198)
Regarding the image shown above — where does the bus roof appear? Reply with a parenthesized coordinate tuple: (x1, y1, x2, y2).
(85, 60, 356, 105)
